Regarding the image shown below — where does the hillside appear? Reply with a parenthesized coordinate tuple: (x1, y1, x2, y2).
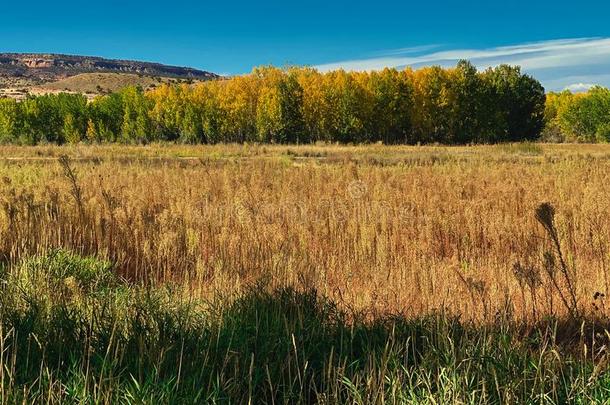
(0, 53, 219, 99)
(29, 73, 190, 97)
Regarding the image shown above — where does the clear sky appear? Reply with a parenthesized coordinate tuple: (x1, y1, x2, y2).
(2, 0, 609, 91)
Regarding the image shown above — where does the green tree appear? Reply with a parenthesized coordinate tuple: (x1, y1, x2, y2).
(89, 93, 124, 142)
(120, 86, 153, 143)
(277, 71, 306, 143)
(255, 68, 306, 143)
(367, 68, 414, 143)
(559, 87, 610, 142)
(449, 60, 483, 143)
(411, 66, 453, 143)
(179, 102, 203, 143)
(0, 99, 21, 143)
(323, 70, 370, 143)
(63, 113, 82, 144)
(481, 65, 546, 142)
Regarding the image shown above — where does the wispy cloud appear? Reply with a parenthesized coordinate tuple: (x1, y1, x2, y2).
(369, 44, 440, 57)
(314, 38, 610, 91)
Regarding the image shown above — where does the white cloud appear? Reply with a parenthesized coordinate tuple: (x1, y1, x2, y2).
(538, 73, 610, 92)
(564, 83, 596, 93)
(314, 37, 610, 91)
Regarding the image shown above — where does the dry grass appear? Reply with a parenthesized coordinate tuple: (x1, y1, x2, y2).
(1, 143, 609, 322)
(35, 73, 164, 94)
(2, 143, 610, 403)
(1, 73, 200, 100)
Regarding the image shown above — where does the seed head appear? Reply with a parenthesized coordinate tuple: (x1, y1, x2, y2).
(535, 202, 556, 229)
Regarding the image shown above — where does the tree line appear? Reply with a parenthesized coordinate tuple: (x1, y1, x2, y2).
(544, 87, 610, 142)
(0, 61, 549, 145)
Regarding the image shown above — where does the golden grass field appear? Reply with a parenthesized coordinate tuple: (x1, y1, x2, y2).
(2, 142, 609, 321)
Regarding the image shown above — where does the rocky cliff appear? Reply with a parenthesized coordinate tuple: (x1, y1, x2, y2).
(0, 53, 219, 86)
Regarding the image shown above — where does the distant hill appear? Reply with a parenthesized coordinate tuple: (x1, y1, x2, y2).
(0, 53, 220, 99)
(29, 73, 194, 97)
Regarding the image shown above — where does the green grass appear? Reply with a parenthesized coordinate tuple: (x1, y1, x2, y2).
(498, 141, 544, 156)
(0, 250, 609, 403)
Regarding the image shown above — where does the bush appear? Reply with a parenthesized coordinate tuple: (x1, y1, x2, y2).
(596, 122, 610, 142)
(15, 248, 118, 294)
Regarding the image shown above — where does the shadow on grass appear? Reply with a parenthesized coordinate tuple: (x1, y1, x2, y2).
(1, 250, 609, 403)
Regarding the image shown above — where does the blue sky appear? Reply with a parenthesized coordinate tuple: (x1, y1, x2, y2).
(1, 0, 609, 91)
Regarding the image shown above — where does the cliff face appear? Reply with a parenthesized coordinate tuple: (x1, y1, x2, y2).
(0, 53, 219, 84)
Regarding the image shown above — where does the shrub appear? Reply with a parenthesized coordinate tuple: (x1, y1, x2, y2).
(15, 248, 118, 294)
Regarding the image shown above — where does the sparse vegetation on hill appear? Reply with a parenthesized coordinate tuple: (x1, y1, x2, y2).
(0, 52, 217, 82)
(0, 53, 218, 99)
(29, 73, 194, 99)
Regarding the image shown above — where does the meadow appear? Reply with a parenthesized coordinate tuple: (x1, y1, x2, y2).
(1, 143, 610, 403)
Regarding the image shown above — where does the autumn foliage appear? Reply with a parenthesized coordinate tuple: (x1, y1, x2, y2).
(544, 86, 610, 142)
(0, 61, 547, 144)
